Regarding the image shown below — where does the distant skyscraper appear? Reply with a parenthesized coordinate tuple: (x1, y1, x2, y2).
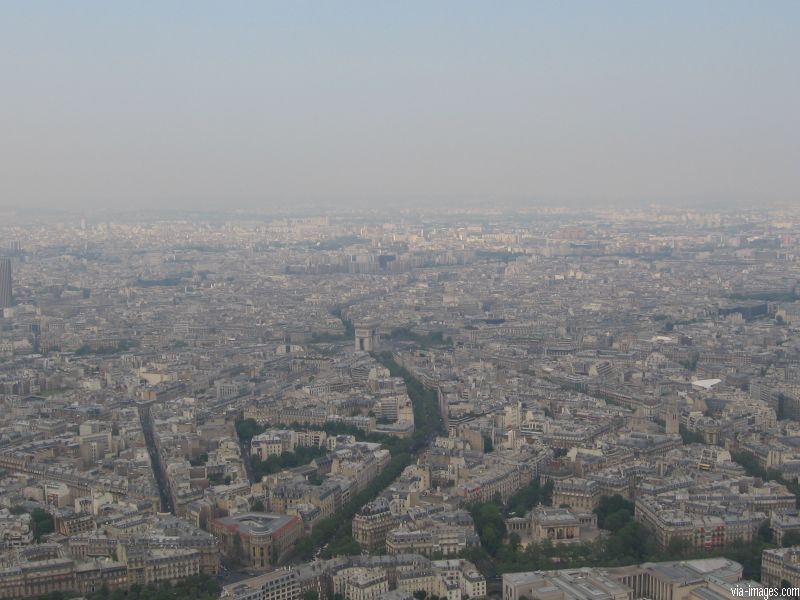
(0, 258, 12, 308)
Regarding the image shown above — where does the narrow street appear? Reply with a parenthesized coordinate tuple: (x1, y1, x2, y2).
(138, 402, 175, 514)
(239, 436, 255, 484)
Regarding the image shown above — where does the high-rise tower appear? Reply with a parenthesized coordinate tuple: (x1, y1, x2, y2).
(0, 258, 12, 309)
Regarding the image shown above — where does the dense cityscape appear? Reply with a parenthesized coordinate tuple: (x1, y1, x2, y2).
(0, 206, 797, 599)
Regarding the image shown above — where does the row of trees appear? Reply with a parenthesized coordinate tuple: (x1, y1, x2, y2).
(376, 352, 447, 449)
(232, 351, 444, 561)
(310, 331, 350, 343)
(75, 339, 138, 356)
(388, 327, 453, 348)
(292, 443, 414, 560)
(329, 308, 355, 338)
(291, 352, 445, 561)
(732, 449, 800, 509)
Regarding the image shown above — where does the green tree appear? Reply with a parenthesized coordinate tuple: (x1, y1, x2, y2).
(782, 531, 800, 547)
(469, 500, 507, 556)
(666, 537, 692, 558)
(603, 509, 632, 533)
(679, 425, 704, 445)
(96, 584, 109, 600)
(506, 478, 553, 516)
(321, 535, 361, 558)
(482, 525, 500, 555)
(593, 495, 635, 530)
(235, 418, 265, 442)
(758, 522, 774, 544)
(289, 352, 445, 560)
(295, 537, 314, 559)
(190, 453, 208, 466)
(30, 508, 54, 541)
(231, 532, 245, 565)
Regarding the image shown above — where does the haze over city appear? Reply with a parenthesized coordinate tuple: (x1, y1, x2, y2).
(2, 1, 799, 212)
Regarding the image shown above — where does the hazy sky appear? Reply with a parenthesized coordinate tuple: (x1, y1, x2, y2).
(1, 2, 798, 211)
